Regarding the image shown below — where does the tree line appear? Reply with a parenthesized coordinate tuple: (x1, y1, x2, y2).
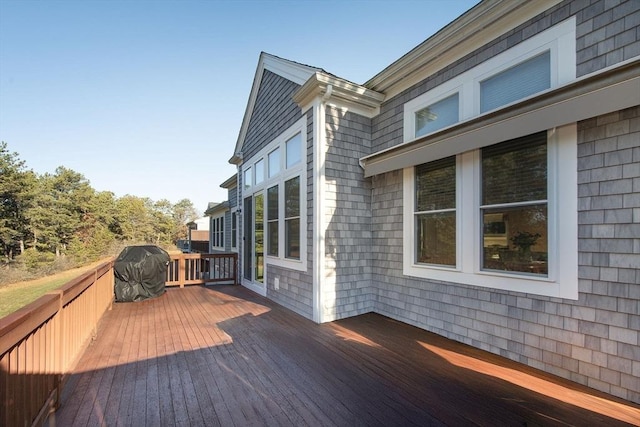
(0, 141, 199, 273)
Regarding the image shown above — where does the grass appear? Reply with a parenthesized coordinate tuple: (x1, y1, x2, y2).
(0, 259, 110, 319)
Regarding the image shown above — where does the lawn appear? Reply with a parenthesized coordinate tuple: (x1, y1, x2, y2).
(0, 260, 109, 319)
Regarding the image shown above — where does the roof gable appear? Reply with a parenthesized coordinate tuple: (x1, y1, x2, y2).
(229, 52, 319, 164)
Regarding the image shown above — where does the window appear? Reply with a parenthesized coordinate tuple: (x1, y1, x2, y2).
(285, 176, 300, 259)
(480, 51, 550, 113)
(231, 211, 237, 249)
(403, 18, 575, 143)
(268, 148, 280, 178)
(481, 133, 547, 275)
(286, 133, 301, 168)
(243, 168, 251, 190)
(241, 117, 307, 273)
(211, 216, 224, 250)
(255, 159, 264, 185)
(415, 94, 459, 137)
(267, 185, 278, 256)
(403, 124, 578, 299)
(415, 157, 456, 266)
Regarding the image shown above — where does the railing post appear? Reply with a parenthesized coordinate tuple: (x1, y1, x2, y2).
(178, 254, 185, 288)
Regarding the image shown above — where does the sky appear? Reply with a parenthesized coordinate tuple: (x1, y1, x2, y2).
(0, 0, 479, 215)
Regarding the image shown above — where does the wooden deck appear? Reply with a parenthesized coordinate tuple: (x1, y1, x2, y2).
(47, 285, 640, 427)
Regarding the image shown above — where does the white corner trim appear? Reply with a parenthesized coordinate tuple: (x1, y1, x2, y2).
(312, 99, 326, 323)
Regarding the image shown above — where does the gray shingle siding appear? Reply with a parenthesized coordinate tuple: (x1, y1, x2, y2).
(242, 70, 303, 160)
(324, 106, 374, 319)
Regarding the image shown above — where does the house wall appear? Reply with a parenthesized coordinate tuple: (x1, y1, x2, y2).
(368, 0, 640, 403)
(265, 109, 315, 319)
(242, 70, 303, 161)
(225, 185, 238, 252)
(323, 106, 374, 320)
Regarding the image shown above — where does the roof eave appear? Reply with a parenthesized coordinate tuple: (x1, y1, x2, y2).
(365, 0, 563, 99)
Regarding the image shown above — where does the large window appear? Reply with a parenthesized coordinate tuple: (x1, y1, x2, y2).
(403, 125, 578, 299)
(415, 157, 456, 266)
(481, 133, 548, 275)
(241, 117, 307, 274)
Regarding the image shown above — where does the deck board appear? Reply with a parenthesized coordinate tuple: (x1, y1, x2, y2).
(47, 285, 640, 427)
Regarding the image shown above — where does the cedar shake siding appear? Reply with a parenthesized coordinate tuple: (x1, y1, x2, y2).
(242, 70, 303, 161)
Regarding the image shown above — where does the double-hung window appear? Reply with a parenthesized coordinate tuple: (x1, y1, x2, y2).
(415, 157, 456, 267)
(267, 185, 278, 256)
(481, 133, 548, 275)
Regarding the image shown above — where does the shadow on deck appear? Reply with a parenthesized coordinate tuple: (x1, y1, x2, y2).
(45, 285, 640, 427)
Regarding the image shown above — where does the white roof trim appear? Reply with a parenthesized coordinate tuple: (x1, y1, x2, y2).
(229, 53, 319, 164)
(361, 59, 640, 177)
(365, 0, 563, 100)
(293, 72, 385, 118)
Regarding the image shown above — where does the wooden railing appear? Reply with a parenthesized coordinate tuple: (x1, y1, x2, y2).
(0, 252, 237, 426)
(0, 260, 115, 427)
(167, 253, 238, 287)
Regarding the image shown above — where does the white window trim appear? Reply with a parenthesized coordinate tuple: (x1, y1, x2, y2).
(403, 17, 576, 143)
(403, 124, 577, 299)
(230, 207, 238, 252)
(241, 117, 307, 273)
(210, 214, 225, 251)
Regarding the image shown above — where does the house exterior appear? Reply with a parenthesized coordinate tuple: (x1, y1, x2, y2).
(226, 0, 640, 403)
(205, 175, 239, 253)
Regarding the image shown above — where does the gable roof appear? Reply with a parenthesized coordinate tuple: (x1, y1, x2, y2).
(229, 52, 321, 165)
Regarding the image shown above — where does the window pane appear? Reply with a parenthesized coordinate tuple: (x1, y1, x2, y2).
(267, 222, 278, 256)
(268, 148, 280, 178)
(415, 93, 459, 137)
(255, 159, 264, 185)
(416, 212, 456, 266)
(243, 168, 251, 190)
(254, 193, 264, 283)
(482, 205, 547, 275)
(285, 218, 300, 259)
(285, 176, 300, 217)
(286, 133, 302, 168)
(481, 51, 550, 113)
(416, 156, 456, 212)
(231, 213, 237, 248)
(482, 132, 547, 206)
(267, 185, 278, 256)
(267, 185, 278, 220)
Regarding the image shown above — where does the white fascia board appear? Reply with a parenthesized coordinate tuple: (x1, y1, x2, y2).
(230, 53, 319, 165)
(365, 0, 563, 100)
(294, 72, 385, 118)
(362, 59, 640, 177)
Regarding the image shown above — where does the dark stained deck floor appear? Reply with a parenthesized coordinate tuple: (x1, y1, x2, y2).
(47, 285, 640, 427)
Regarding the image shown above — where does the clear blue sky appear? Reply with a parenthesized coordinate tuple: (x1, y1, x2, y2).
(0, 0, 479, 215)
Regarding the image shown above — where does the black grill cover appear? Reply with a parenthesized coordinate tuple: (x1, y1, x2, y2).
(114, 245, 170, 302)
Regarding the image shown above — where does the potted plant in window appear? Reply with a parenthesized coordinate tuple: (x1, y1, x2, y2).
(510, 231, 541, 260)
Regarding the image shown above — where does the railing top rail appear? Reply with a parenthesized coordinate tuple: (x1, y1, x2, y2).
(0, 292, 60, 356)
(0, 258, 114, 356)
(170, 253, 238, 260)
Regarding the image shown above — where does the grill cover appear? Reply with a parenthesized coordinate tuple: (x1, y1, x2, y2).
(114, 245, 170, 302)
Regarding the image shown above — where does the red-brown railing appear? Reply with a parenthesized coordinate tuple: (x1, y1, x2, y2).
(167, 253, 238, 287)
(0, 252, 237, 426)
(0, 260, 115, 427)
